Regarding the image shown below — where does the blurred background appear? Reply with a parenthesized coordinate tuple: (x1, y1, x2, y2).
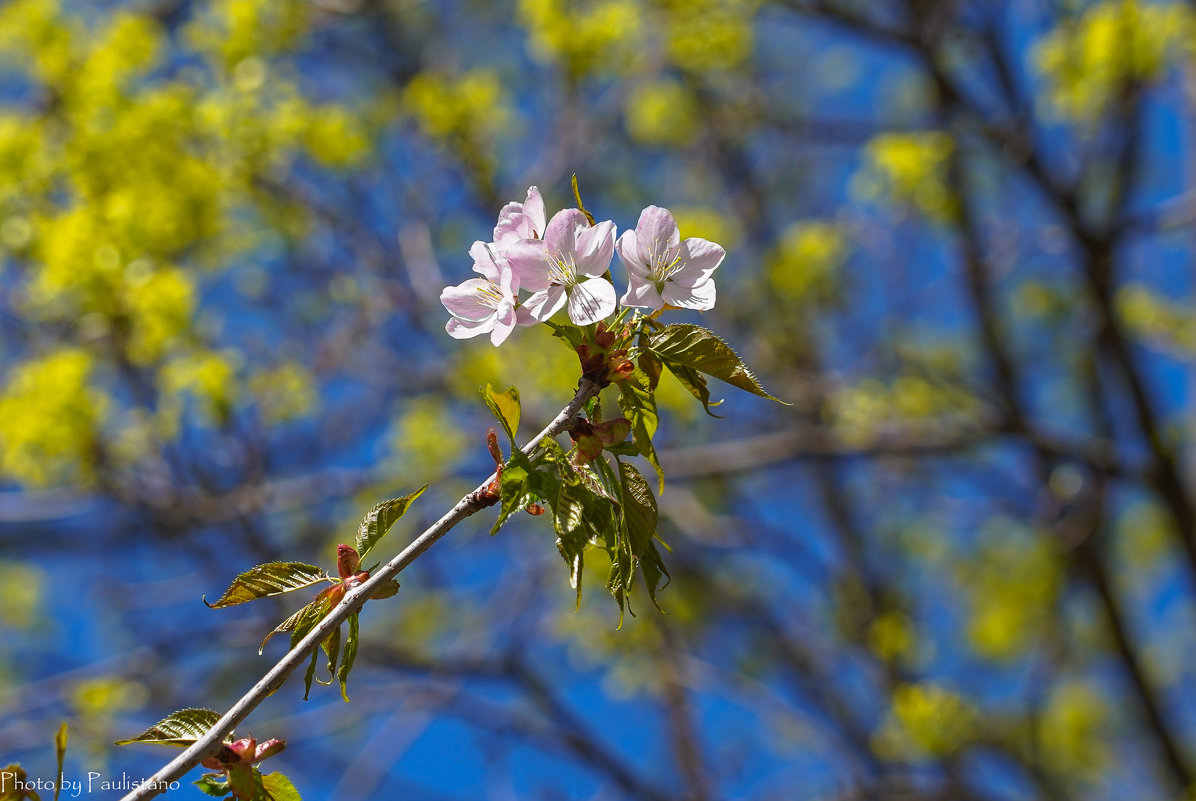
(1, 0, 1195, 799)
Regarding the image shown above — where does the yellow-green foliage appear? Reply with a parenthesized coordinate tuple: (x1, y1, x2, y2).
(184, 0, 311, 70)
(160, 350, 241, 424)
(402, 68, 512, 182)
(518, 0, 645, 77)
(868, 609, 916, 663)
(0, 561, 44, 628)
(853, 132, 955, 221)
(0, 350, 108, 487)
(518, 0, 756, 80)
(249, 362, 318, 425)
(670, 206, 740, 249)
(829, 373, 980, 444)
(1035, 0, 1196, 123)
(964, 521, 1061, 661)
(658, 0, 757, 74)
(0, 1, 376, 487)
(70, 676, 148, 719)
(389, 397, 469, 479)
(874, 681, 979, 759)
(403, 68, 510, 140)
(768, 220, 847, 303)
(625, 79, 698, 147)
(1038, 679, 1109, 778)
(1117, 283, 1196, 355)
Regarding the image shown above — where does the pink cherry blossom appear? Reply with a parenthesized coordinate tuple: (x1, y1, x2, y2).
(493, 185, 547, 244)
(441, 242, 520, 346)
(505, 208, 617, 326)
(617, 205, 725, 311)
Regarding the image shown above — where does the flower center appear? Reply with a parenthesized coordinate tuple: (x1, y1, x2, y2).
(648, 244, 684, 283)
(474, 280, 505, 309)
(547, 252, 578, 287)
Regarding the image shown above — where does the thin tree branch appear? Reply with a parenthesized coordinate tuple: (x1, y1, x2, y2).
(118, 379, 600, 801)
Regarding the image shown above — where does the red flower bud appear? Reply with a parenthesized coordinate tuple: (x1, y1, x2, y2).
(252, 738, 286, 763)
(336, 544, 360, 580)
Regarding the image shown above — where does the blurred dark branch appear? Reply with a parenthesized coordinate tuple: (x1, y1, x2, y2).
(659, 420, 1128, 479)
(771, 0, 918, 48)
(367, 647, 675, 801)
(655, 626, 713, 801)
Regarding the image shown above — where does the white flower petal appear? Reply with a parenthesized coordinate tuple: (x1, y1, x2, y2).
(446, 315, 496, 339)
(662, 277, 716, 311)
(503, 240, 552, 291)
(674, 238, 725, 287)
(616, 229, 649, 277)
(619, 273, 664, 310)
(574, 220, 616, 278)
(523, 285, 568, 321)
(568, 277, 616, 325)
(441, 278, 499, 320)
(489, 305, 518, 346)
(635, 206, 681, 265)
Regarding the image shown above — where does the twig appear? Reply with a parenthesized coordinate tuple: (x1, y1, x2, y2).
(119, 379, 599, 801)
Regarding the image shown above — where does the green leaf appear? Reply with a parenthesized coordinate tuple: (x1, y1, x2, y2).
(193, 774, 230, 798)
(640, 542, 672, 612)
(648, 323, 786, 404)
(618, 462, 657, 557)
(556, 541, 583, 611)
(289, 593, 335, 651)
(337, 612, 360, 703)
(551, 322, 585, 351)
(261, 772, 302, 801)
(114, 709, 222, 747)
(482, 384, 521, 445)
(259, 588, 337, 656)
(662, 358, 723, 417)
(617, 373, 664, 491)
(204, 562, 332, 609)
(302, 647, 319, 701)
(637, 330, 663, 393)
(259, 604, 309, 654)
(317, 625, 341, 686)
(490, 450, 536, 535)
(53, 722, 66, 801)
(356, 484, 428, 560)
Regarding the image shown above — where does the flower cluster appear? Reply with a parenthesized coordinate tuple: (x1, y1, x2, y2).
(440, 187, 726, 345)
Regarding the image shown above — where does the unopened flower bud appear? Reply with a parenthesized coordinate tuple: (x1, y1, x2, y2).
(337, 544, 361, 580)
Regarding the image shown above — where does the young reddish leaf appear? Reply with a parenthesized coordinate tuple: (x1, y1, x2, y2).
(114, 708, 223, 747)
(336, 544, 360, 580)
(356, 484, 429, 560)
(482, 383, 521, 445)
(203, 562, 332, 609)
(648, 323, 787, 404)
